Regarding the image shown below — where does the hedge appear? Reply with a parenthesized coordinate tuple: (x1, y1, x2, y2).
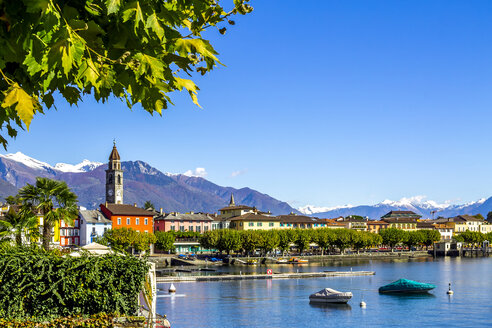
(0, 246, 149, 320)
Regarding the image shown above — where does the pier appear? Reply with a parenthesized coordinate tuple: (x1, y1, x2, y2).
(156, 270, 375, 283)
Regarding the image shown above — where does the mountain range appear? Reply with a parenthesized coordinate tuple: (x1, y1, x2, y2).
(299, 196, 492, 220)
(0, 152, 298, 215)
(1, 152, 491, 220)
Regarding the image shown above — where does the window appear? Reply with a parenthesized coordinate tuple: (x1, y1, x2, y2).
(127, 218, 130, 225)
(180, 226, 185, 232)
(136, 218, 140, 225)
(257, 222, 262, 227)
(117, 218, 121, 225)
(74, 230, 79, 236)
(145, 230, 148, 233)
(269, 222, 274, 227)
(144, 218, 148, 225)
(196, 226, 201, 233)
(60, 229, 65, 236)
(171, 226, 175, 231)
(92, 227, 96, 233)
(240, 222, 243, 226)
(249, 222, 254, 227)
(280, 223, 284, 227)
(104, 228, 107, 233)
(189, 226, 193, 232)
(204, 226, 209, 232)
(156, 226, 160, 231)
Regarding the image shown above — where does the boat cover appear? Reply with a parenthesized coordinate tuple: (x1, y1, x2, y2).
(309, 288, 352, 299)
(378, 279, 436, 293)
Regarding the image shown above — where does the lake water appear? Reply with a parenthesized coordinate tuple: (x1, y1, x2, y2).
(156, 257, 492, 327)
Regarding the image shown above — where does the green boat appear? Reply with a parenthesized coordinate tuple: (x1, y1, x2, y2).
(379, 279, 436, 294)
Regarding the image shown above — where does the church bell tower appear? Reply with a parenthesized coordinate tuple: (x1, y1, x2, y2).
(106, 142, 123, 204)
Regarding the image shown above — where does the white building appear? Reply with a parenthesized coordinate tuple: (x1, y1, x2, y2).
(79, 210, 112, 246)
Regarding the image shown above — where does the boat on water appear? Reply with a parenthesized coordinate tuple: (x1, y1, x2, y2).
(276, 258, 289, 264)
(379, 279, 436, 294)
(246, 259, 258, 265)
(309, 288, 353, 304)
(288, 257, 308, 264)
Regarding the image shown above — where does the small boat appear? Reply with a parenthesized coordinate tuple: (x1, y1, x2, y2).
(168, 283, 176, 293)
(276, 258, 289, 264)
(288, 257, 308, 264)
(379, 279, 436, 294)
(309, 288, 353, 304)
(246, 259, 258, 265)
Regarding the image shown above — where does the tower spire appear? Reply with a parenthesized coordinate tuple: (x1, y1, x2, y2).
(229, 193, 235, 206)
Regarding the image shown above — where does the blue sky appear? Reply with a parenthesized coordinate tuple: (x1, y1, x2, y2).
(3, 1, 492, 208)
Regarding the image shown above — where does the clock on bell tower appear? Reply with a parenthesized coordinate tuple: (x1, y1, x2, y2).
(106, 141, 124, 204)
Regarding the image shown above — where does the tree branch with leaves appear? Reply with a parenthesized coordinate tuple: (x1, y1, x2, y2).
(0, 0, 253, 148)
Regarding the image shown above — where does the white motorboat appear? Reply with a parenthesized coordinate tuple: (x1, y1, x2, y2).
(309, 288, 353, 304)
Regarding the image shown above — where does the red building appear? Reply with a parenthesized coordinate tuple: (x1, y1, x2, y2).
(100, 203, 154, 233)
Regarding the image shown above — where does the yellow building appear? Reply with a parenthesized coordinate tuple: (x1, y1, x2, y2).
(218, 194, 256, 219)
(229, 213, 329, 231)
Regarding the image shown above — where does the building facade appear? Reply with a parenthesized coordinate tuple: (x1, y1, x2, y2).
(154, 212, 213, 233)
(79, 210, 112, 246)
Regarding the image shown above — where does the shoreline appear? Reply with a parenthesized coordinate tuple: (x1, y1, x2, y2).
(150, 251, 432, 267)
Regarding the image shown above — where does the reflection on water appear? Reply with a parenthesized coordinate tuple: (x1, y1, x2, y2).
(157, 257, 492, 328)
(309, 302, 352, 311)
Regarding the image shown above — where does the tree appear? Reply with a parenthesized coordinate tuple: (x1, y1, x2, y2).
(258, 230, 279, 255)
(474, 213, 485, 221)
(420, 229, 441, 249)
(294, 229, 311, 254)
(277, 229, 295, 256)
(379, 228, 406, 251)
(241, 230, 259, 256)
(332, 229, 355, 254)
(18, 177, 78, 250)
(0, 0, 253, 148)
(0, 206, 38, 246)
(199, 230, 220, 251)
(487, 212, 492, 223)
(217, 229, 241, 255)
(315, 228, 336, 255)
(143, 200, 155, 211)
(402, 230, 424, 250)
(155, 231, 175, 252)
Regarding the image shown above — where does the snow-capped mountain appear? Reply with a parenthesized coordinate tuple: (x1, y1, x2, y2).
(54, 160, 103, 173)
(299, 196, 489, 219)
(0, 152, 102, 173)
(299, 204, 355, 215)
(0, 152, 54, 171)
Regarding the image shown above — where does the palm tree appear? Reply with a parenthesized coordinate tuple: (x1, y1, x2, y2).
(143, 200, 155, 211)
(0, 205, 38, 246)
(18, 178, 78, 250)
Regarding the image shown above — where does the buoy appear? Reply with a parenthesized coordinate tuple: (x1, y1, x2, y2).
(447, 283, 453, 295)
(168, 283, 176, 293)
(360, 301, 366, 308)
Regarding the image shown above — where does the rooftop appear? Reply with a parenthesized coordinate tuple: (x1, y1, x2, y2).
(101, 203, 154, 216)
(79, 210, 112, 224)
(155, 212, 214, 222)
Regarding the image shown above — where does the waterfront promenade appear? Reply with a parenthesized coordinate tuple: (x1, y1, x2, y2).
(156, 270, 375, 282)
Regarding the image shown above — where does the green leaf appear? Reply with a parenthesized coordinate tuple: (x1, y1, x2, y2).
(174, 77, 201, 108)
(106, 0, 122, 15)
(133, 53, 164, 80)
(1, 83, 40, 130)
(146, 13, 164, 40)
(174, 38, 219, 62)
(122, 2, 145, 31)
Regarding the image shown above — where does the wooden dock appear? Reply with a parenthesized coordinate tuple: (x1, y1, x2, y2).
(156, 270, 375, 283)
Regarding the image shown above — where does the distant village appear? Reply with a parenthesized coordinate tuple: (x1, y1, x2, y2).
(2, 143, 492, 253)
